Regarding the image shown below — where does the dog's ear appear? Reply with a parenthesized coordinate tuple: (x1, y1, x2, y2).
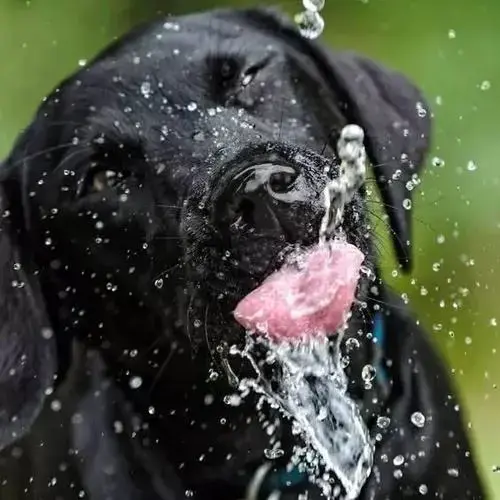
(0, 171, 57, 451)
(232, 8, 431, 271)
(311, 49, 431, 272)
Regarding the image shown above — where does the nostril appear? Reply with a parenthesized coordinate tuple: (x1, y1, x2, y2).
(219, 192, 282, 237)
(268, 170, 298, 194)
(213, 163, 304, 237)
(231, 197, 256, 230)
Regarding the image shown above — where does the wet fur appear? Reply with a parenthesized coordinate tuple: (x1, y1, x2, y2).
(0, 7, 484, 500)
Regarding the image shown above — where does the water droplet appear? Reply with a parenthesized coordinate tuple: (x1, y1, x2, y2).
(467, 160, 477, 171)
(410, 411, 426, 428)
(432, 156, 445, 168)
(448, 29, 456, 39)
(129, 376, 143, 389)
(393, 454, 405, 466)
(341, 355, 350, 369)
(13, 263, 21, 271)
(376, 416, 391, 429)
(317, 407, 328, 421)
(187, 102, 198, 112)
(45, 237, 53, 246)
(113, 420, 124, 433)
(140, 81, 152, 98)
(480, 80, 491, 91)
(154, 278, 164, 289)
(492, 465, 500, 473)
(465, 336, 472, 345)
(294, 11, 325, 39)
(345, 337, 360, 353)
(419, 483, 428, 494)
(416, 102, 427, 118)
(50, 400, 62, 412)
(163, 22, 180, 31)
(392, 169, 402, 180)
(185, 490, 194, 498)
(361, 364, 376, 382)
(193, 131, 206, 141)
(41, 327, 54, 339)
(447, 468, 459, 477)
(360, 265, 374, 279)
(432, 262, 441, 272)
(264, 448, 285, 459)
(223, 394, 242, 406)
(437, 234, 445, 244)
(148, 406, 155, 415)
(302, 0, 325, 12)
(402, 198, 412, 210)
(490, 318, 497, 327)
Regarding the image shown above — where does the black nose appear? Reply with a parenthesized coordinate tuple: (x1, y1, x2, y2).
(214, 163, 304, 238)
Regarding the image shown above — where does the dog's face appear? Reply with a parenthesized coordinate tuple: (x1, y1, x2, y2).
(0, 7, 430, 466)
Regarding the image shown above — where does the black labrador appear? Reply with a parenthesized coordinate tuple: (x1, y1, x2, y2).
(0, 7, 485, 500)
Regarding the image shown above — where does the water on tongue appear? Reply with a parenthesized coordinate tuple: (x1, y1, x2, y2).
(233, 240, 374, 499)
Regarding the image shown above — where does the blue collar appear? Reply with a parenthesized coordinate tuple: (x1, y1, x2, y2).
(373, 310, 389, 385)
(259, 465, 307, 497)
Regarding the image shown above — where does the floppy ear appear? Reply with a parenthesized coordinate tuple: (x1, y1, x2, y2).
(311, 49, 431, 272)
(0, 176, 57, 451)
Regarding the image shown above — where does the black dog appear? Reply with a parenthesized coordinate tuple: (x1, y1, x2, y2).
(0, 8, 485, 500)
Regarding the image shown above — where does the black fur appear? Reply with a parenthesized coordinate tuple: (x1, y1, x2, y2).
(0, 8, 484, 500)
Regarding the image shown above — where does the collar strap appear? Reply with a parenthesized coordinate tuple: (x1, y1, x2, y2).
(372, 310, 389, 387)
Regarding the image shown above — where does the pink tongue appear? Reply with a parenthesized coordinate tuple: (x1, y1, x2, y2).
(233, 241, 365, 341)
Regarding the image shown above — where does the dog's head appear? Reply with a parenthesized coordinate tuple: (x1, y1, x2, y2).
(0, 8, 430, 452)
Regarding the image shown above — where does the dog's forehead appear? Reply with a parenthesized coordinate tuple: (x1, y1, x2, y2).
(57, 12, 305, 148)
(89, 11, 281, 76)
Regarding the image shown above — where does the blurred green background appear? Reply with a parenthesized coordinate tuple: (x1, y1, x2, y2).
(1, 0, 499, 496)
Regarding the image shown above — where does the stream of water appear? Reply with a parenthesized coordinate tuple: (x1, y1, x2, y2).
(228, 331, 374, 499)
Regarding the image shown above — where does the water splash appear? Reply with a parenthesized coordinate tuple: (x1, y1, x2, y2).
(226, 334, 374, 499)
(294, 10, 325, 39)
(295, 0, 326, 40)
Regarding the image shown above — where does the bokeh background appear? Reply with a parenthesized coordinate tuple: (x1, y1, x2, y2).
(1, 0, 499, 496)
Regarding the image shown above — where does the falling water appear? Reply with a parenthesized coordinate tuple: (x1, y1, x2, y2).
(295, 0, 326, 39)
(228, 334, 374, 499)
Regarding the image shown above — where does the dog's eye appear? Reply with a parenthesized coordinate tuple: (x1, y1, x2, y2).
(81, 167, 127, 196)
(90, 169, 120, 192)
(240, 60, 268, 88)
(268, 170, 298, 194)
